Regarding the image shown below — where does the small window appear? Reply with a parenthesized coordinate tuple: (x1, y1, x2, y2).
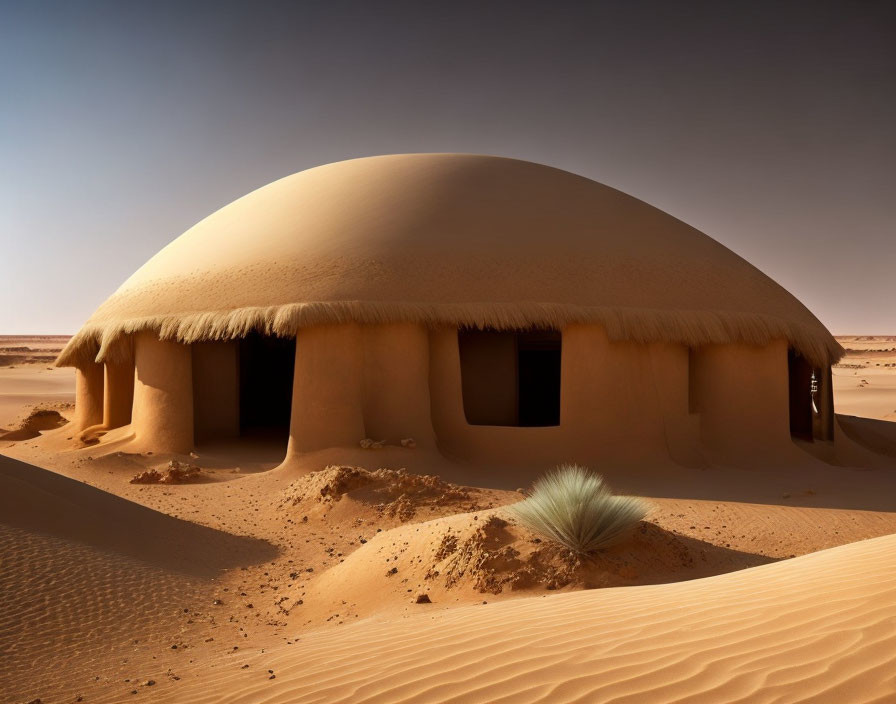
(458, 328, 561, 427)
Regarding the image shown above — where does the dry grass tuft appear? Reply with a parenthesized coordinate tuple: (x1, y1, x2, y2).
(509, 465, 649, 555)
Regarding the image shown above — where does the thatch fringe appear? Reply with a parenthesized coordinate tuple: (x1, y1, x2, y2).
(56, 300, 844, 369)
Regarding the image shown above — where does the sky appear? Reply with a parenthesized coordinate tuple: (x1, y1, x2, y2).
(1, 0, 893, 334)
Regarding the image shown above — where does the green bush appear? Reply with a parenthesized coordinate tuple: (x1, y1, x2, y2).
(509, 464, 649, 555)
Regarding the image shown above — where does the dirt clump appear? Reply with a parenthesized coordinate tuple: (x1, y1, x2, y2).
(424, 515, 578, 594)
(427, 516, 527, 594)
(423, 515, 699, 595)
(130, 460, 204, 485)
(281, 465, 479, 521)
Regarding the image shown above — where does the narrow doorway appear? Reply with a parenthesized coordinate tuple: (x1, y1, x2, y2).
(517, 330, 562, 426)
(788, 348, 813, 441)
(239, 333, 296, 440)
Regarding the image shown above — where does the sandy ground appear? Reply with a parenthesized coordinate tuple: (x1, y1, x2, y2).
(0, 337, 74, 431)
(1, 335, 896, 703)
(833, 336, 896, 421)
(167, 533, 896, 704)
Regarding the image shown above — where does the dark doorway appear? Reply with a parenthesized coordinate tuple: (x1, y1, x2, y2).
(239, 333, 295, 436)
(458, 328, 561, 427)
(788, 348, 813, 441)
(517, 330, 562, 426)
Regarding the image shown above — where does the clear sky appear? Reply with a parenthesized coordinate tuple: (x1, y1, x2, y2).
(1, 0, 893, 334)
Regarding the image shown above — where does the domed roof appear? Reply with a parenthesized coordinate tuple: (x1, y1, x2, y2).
(59, 153, 841, 367)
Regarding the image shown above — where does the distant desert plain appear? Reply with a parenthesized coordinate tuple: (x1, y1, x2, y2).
(2, 334, 896, 703)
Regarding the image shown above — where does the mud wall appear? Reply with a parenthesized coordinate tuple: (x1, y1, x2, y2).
(429, 325, 702, 468)
(689, 340, 796, 464)
(286, 323, 438, 456)
(131, 331, 194, 453)
(74, 362, 104, 431)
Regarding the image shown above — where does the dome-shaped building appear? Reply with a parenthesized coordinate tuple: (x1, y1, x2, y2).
(59, 154, 842, 469)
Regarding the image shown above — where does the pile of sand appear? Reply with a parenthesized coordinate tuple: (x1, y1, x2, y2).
(0, 407, 68, 440)
(423, 514, 582, 594)
(300, 505, 760, 617)
(420, 513, 702, 594)
(130, 460, 205, 484)
(280, 465, 482, 521)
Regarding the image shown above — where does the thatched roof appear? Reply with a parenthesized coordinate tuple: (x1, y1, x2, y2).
(58, 154, 842, 368)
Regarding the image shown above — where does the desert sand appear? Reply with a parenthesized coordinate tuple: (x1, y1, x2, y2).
(833, 336, 896, 421)
(0, 336, 74, 433)
(165, 532, 896, 704)
(2, 336, 896, 703)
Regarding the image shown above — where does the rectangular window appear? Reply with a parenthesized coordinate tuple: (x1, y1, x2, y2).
(458, 328, 561, 427)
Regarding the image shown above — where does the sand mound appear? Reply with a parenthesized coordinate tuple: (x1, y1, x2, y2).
(299, 506, 773, 620)
(168, 533, 896, 704)
(280, 465, 482, 521)
(130, 459, 205, 484)
(0, 407, 68, 440)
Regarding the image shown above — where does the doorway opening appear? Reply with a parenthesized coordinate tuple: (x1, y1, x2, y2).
(458, 328, 561, 427)
(788, 348, 813, 441)
(517, 330, 562, 426)
(239, 333, 295, 440)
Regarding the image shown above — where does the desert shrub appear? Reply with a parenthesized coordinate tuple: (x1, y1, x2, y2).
(509, 464, 649, 555)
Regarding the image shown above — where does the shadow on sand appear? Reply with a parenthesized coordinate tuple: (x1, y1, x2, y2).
(0, 454, 278, 577)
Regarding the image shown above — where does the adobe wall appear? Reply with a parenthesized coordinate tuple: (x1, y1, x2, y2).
(74, 362, 104, 431)
(287, 324, 366, 453)
(78, 323, 829, 471)
(689, 340, 805, 465)
(130, 331, 194, 453)
(429, 325, 701, 468)
(361, 323, 437, 449)
(286, 323, 437, 457)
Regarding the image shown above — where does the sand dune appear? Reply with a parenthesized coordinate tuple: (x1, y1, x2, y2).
(167, 533, 896, 704)
(0, 454, 278, 704)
